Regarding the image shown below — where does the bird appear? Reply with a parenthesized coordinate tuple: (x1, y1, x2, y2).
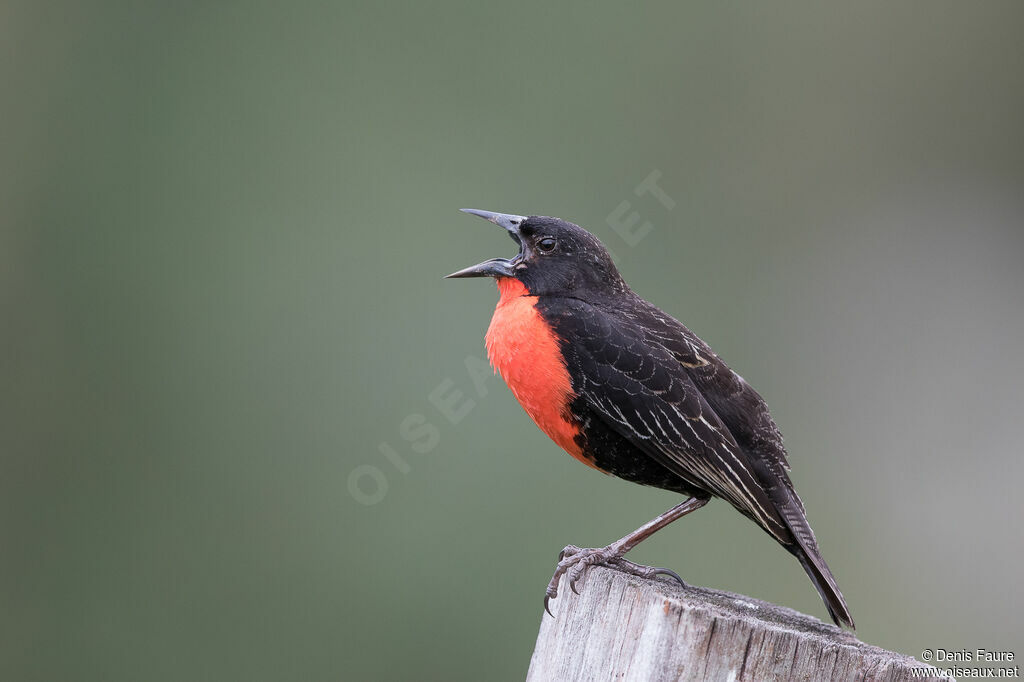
(446, 208, 854, 629)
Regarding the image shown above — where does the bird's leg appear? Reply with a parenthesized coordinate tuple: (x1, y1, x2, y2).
(544, 495, 710, 615)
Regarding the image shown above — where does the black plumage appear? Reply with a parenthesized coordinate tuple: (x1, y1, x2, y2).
(449, 210, 854, 628)
(537, 293, 853, 627)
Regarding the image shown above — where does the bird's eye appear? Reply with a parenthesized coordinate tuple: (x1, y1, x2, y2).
(537, 237, 556, 253)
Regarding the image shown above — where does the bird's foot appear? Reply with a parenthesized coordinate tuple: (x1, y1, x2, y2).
(543, 544, 686, 616)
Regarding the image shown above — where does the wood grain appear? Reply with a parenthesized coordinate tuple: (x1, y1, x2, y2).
(526, 566, 950, 681)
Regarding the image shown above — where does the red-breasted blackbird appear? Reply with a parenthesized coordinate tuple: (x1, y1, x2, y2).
(447, 209, 854, 628)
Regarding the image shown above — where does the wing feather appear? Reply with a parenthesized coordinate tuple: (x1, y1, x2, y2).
(549, 298, 791, 542)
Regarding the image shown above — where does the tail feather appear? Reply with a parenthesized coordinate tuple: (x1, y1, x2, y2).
(779, 501, 854, 629)
(795, 544, 855, 629)
(751, 450, 855, 628)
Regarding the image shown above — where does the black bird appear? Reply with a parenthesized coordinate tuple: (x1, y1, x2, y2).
(447, 209, 854, 628)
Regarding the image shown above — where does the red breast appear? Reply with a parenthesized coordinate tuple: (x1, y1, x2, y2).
(485, 278, 596, 469)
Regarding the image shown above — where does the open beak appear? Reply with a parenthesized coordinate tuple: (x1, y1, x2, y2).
(445, 208, 528, 279)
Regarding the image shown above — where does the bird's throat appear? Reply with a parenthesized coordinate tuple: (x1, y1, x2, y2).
(495, 276, 529, 303)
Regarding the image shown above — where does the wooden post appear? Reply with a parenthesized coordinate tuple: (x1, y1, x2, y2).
(527, 565, 950, 682)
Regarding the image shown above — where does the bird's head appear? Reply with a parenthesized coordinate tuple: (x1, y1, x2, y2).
(446, 209, 626, 297)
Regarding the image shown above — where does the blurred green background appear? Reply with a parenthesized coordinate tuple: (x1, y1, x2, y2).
(3, 2, 1023, 680)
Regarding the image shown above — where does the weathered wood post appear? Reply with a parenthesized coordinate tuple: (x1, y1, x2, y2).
(527, 565, 949, 681)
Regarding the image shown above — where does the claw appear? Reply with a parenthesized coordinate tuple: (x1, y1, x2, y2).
(544, 544, 686, 614)
(651, 567, 686, 587)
